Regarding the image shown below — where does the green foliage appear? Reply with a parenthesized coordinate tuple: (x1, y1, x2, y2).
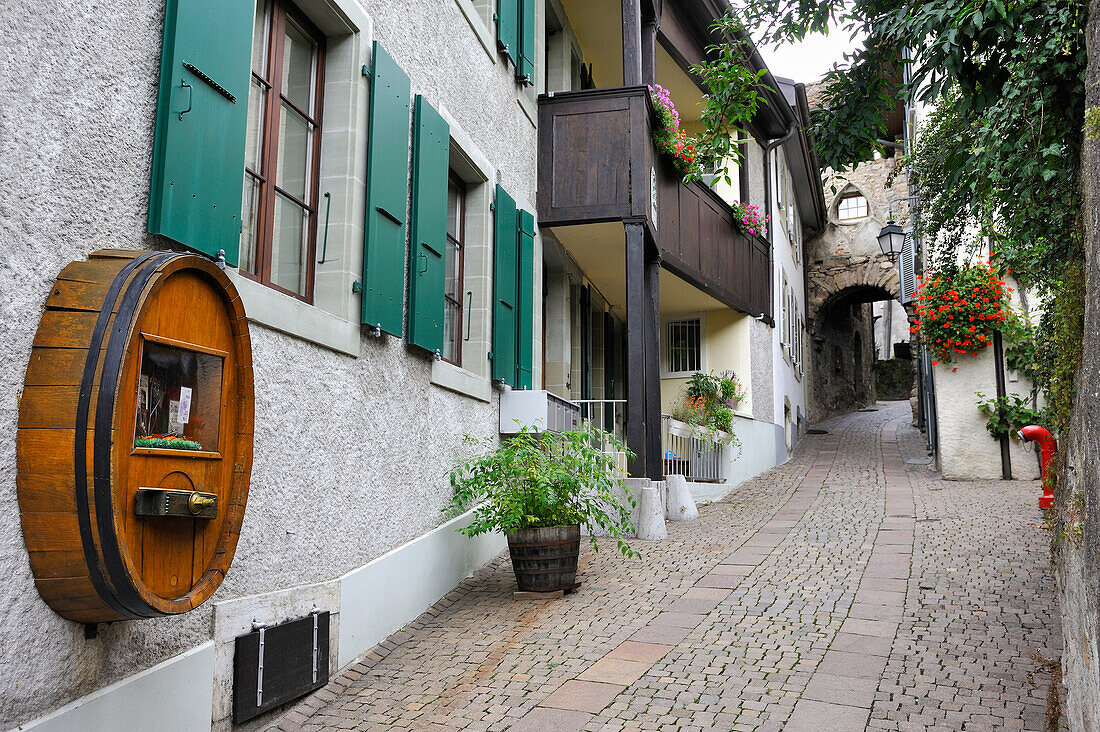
(975, 392, 1047, 441)
(670, 372, 746, 451)
(1033, 261, 1086, 436)
(683, 14, 769, 186)
(446, 424, 638, 558)
(1001, 311, 1040, 385)
(134, 436, 203, 451)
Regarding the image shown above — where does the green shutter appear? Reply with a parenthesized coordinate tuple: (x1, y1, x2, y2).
(496, 0, 519, 66)
(516, 209, 535, 389)
(516, 0, 536, 85)
(362, 42, 412, 335)
(148, 0, 253, 264)
(492, 186, 518, 385)
(408, 96, 449, 354)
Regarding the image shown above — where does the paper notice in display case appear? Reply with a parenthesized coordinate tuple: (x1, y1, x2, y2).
(168, 400, 183, 436)
(177, 386, 192, 424)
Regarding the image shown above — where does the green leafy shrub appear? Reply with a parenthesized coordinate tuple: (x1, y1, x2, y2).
(975, 392, 1047, 441)
(446, 424, 638, 558)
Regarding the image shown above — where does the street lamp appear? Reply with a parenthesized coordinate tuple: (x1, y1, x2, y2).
(877, 220, 906, 261)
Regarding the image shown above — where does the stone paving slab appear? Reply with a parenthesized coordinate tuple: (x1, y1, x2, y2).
(271, 403, 1064, 731)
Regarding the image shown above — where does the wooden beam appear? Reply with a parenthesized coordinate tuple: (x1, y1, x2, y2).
(641, 21, 657, 86)
(625, 221, 647, 477)
(643, 244, 663, 480)
(622, 0, 643, 86)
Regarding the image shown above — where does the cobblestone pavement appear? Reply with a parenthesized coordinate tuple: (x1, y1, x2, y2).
(273, 403, 1063, 731)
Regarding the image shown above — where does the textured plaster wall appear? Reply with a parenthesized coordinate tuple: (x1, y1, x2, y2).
(749, 318, 774, 423)
(933, 347, 1041, 481)
(0, 0, 537, 727)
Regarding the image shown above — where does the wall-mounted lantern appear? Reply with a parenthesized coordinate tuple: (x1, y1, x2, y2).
(877, 220, 907, 261)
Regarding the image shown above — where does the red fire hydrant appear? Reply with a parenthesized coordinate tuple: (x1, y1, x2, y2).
(1018, 425, 1057, 509)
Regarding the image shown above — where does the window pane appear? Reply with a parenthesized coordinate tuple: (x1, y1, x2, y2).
(276, 103, 312, 202)
(134, 340, 223, 453)
(666, 319, 701, 373)
(245, 78, 266, 172)
(443, 300, 459, 363)
(445, 240, 461, 300)
(447, 183, 460, 239)
(271, 193, 309, 295)
(838, 194, 869, 221)
(240, 174, 261, 275)
(281, 20, 316, 112)
(252, 0, 271, 77)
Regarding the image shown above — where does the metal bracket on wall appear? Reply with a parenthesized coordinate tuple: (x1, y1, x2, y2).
(366, 323, 382, 338)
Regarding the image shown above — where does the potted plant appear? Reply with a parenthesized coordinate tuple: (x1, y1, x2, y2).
(446, 423, 638, 593)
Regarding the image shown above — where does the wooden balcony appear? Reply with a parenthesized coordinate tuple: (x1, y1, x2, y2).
(537, 86, 772, 319)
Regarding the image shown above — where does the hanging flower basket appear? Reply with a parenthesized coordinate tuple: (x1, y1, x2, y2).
(910, 262, 1012, 365)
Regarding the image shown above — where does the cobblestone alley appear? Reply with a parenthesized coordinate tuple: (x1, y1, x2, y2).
(274, 402, 1063, 731)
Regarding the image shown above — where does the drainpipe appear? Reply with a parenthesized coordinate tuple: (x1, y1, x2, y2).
(762, 128, 796, 323)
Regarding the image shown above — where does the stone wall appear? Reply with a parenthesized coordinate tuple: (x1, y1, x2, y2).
(1056, 4, 1100, 718)
(804, 153, 910, 423)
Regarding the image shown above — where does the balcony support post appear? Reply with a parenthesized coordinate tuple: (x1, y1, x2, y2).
(625, 220, 648, 478)
(643, 240, 663, 480)
(622, 0, 643, 86)
(641, 3, 659, 86)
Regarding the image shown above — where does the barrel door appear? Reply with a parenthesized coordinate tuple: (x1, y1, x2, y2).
(17, 250, 254, 622)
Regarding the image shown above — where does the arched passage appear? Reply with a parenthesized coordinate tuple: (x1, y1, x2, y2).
(807, 274, 914, 422)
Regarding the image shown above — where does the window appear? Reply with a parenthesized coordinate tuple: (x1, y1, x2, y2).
(664, 317, 702, 375)
(443, 173, 467, 364)
(837, 192, 869, 221)
(240, 0, 326, 301)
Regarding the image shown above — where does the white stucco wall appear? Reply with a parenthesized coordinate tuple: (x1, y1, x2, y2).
(769, 156, 809, 451)
(0, 0, 539, 728)
(933, 347, 1042, 481)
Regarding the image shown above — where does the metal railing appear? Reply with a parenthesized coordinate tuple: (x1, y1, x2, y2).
(574, 399, 627, 441)
(575, 399, 628, 475)
(661, 414, 724, 483)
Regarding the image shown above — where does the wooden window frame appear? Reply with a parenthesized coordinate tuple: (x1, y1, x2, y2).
(244, 0, 326, 303)
(444, 172, 467, 366)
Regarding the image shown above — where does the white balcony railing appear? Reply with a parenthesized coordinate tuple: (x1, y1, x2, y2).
(661, 414, 726, 483)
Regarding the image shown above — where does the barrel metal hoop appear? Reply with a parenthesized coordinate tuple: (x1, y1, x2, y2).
(74, 251, 161, 620)
(93, 252, 184, 617)
(508, 537, 581, 549)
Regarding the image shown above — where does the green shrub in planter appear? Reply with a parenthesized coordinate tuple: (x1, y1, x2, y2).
(445, 424, 639, 573)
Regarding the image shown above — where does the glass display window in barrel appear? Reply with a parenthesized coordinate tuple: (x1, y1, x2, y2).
(16, 250, 254, 623)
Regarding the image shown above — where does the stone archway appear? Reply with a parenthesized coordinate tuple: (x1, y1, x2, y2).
(805, 259, 914, 423)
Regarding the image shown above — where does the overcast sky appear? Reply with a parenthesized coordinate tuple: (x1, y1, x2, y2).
(758, 30, 865, 84)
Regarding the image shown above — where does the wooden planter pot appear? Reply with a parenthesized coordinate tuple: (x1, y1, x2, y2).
(16, 250, 254, 623)
(506, 525, 581, 592)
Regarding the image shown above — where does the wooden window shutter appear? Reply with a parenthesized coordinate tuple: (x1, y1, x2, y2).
(515, 0, 536, 85)
(496, 0, 519, 67)
(898, 233, 917, 304)
(516, 209, 536, 389)
(492, 186, 518, 385)
(362, 42, 412, 335)
(407, 96, 449, 354)
(148, 0, 254, 265)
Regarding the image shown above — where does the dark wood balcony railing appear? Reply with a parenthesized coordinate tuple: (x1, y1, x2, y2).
(537, 86, 771, 319)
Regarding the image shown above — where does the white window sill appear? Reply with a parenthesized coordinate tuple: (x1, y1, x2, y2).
(432, 359, 492, 402)
(227, 271, 360, 357)
(455, 0, 497, 62)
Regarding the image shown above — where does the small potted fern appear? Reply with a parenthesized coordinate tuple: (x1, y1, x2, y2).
(446, 423, 638, 592)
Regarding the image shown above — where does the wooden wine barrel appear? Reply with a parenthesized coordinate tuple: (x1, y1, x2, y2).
(16, 250, 254, 623)
(506, 525, 581, 593)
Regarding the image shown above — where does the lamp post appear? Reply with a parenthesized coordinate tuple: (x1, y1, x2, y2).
(877, 220, 907, 261)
